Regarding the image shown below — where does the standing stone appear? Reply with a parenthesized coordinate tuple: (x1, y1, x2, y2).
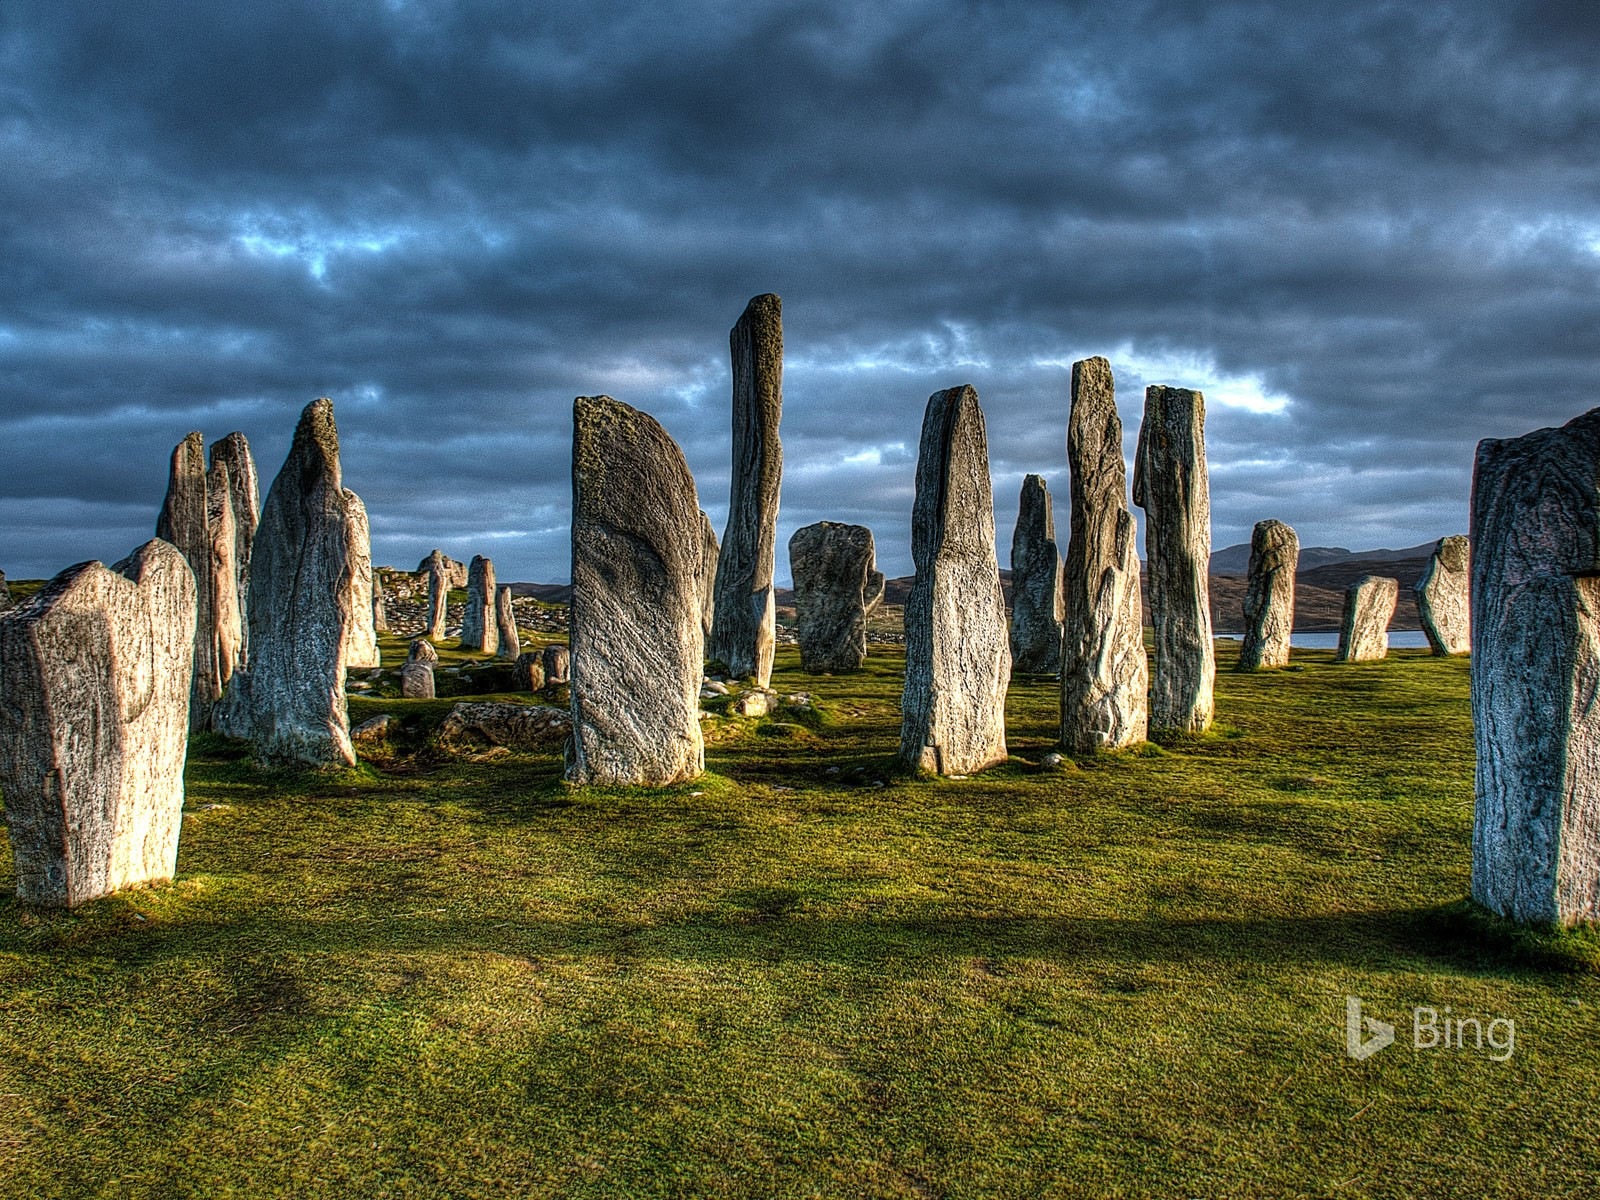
(424, 549, 450, 641)
(0, 540, 196, 907)
(1009, 475, 1065, 674)
(205, 459, 243, 697)
(543, 643, 570, 686)
(213, 398, 359, 767)
(208, 432, 259, 668)
(1336, 576, 1398, 662)
(1237, 519, 1299, 671)
(1134, 386, 1214, 734)
(344, 491, 380, 670)
(514, 650, 546, 691)
(789, 521, 883, 673)
(416, 552, 468, 591)
(495, 585, 520, 660)
(157, 431, 218, 732)
(400, 660, 435, 699)
(699, 510, 720, 642)
(1060, 357, 1147, 753)
(898, 385, 1010, 776)
(373, 571, 389, 634)
(567, 395, 704, 786)
(1416, 535, 1470, 656)
(460, 556, 498, 653)
(710, 293, 783, 686)
(1470, 409, 1600, 925)
(0, 569, 12, 612)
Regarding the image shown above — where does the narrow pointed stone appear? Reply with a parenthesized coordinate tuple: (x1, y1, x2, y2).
(898, 385, 1009, 775)
(344, 490, 380, 670)
(460, 555, 498, 653)
(205, 458, 242, 696)
(699, 510, 719, 642)
(1134, 385, 1214, 733)
(1238, 519, 1298, 670)
(710, 293, 783, 686)
(157, 431, 218, 732)
(373, 571, 389, 634)
(1415, 535, 1470, 656)
(495, 585, 520, 660)
(789, 521, 880, 673)
(1336, 575, 1397, 662)
(208, 432, 259, 668)
(1009, 474, 1064, 674)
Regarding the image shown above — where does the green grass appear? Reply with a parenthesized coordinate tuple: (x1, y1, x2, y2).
(2, 641, 1598, 1198)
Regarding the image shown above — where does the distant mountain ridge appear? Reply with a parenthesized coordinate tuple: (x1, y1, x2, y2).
(1208, 540, 1443, 575)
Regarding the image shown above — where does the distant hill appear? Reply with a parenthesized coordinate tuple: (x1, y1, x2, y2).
(1210, 543, 1353, 575)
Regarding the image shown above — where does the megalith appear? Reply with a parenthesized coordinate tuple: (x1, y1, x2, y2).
(514, 651, 546, 691)
(1416, 535, 1470, 656)
(407, 637, 439, 665)
(1009, 474, 1065, 674)
(0, 569, 12, 612)
(0, 540, 196, 907)
(544, 643, 570, 686)
(208, 432, 259, 667)
(213, 398, 359, 766)
(789, 521, 882, 673)
(460, 555, 498, 653)
(157, 431, 218, 731)
(699, 510, 719, 642)
(1336, 575, 1397, 662)
(495, 586, 520, 660)
(1238, 519, 1298, 671)
(1471, 409, 1600, 925)
(709, 293, 783, 686)
(1134, 385, 1214, 733)
(898, 385, 1010, 775)
(1060, 357, 1147, 752)
(424, 549, 450, 641)
(400, 660, 435, 699)
(205, 458, 242, 696)
(567, 395, 705, 786)
(344, 490, 380, 670)
(373, 571, 389, 634)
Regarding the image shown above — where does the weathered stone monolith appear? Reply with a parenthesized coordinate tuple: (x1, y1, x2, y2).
(1060, 357, 1147, 752)
(1134, 385, 1214, 733)
(567, 395, 704, 786)
(1470, 409, 1600, 925)
(400, 660, 435, 699)
(416, 552, 468, 591)
(898, 385, 1010, 775)
(543, 643, 570, 686)
(157, 431, 218, 731)
(699, 510, 719, 641)
(710, 293, 783, 686)
(344, 491, 380, 670)
(373, 571, 389, 634)
(1335, 575, 1397, 662)
(789, 521, 881, 673)
(425, 549, 449, 641)
(0, 540, 196, 907)
(205, 458, 242, 696)
(208, 432, 259, 667)
(460, 556, 498, 653)
(0, 569, 11, 612)
(1009, 474, 1064, 674)
(514, 650, 546, 691)
(213, 398, 358, 767)
(1416, 535, 1470, 656)
(1238, 519, 1298, 671)
(495, 586, 519, 660)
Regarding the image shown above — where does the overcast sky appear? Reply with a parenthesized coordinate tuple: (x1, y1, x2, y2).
(4, 1, 1599, 583)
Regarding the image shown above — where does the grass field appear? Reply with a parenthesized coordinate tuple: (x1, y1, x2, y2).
(2, 637, 1598, 1198)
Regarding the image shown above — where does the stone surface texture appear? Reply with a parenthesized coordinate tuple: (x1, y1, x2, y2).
(1238, 519, 1299, 670)
(208, 432, 259, 667)
(439, 702, 570, 752)
(0, 540, 196, 907)
(709, 293, 783, 686)
(898, 385, 1010, 775)
(788, 521, 882, 673)
(156, 431, 218, 731)
(1336, 575, 1398, 662)
(400, 660, 435, 698)
(567, 395, 705, 786)
(1060, 358, 1148, 752)
(1416, 535, 1471, 656)
(1009, 474, 1064, 674)
(460, 555, 498, 653)
(495, 586, 520, 660)
(343, 490, 380, 670)
(1134, 385, 1215, 733)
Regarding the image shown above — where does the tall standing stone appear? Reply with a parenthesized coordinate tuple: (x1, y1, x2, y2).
(1060, 357, 1147, 753)
(1009, 474, 1065, 674)
(789, 521, 882, 673)
(898, 385, 1010, 776)
(1471, 410, 1600, 925)
(699, 510, 720, 642)
(1336, 575, 1397, 662)
(1237, 519, 1298, 671)
(205, 458, 242, 696)
(425, 549, 450, 641)
(1416, 535, 1470, 656)
(0, 540, 196, 907)
(710, 293, 783, 686)
(460, 556, 498, 653)
(567, 395, 704, 786)
(1134, 385, 1214, 734)
(208, 432, 259, 668)
(344, 491, 380, 670)
(213, 398, 359, 767)
(373, 571, 389, 634)
(495, 585, 520, 660)
(157, 431, 218, 732)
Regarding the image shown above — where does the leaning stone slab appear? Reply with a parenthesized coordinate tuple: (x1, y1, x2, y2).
(1060, 358, 1147, 752)
(1009, 474, 1064, 674)
(898, 385, 1010, 775)
(208, 432, 259, 668)
(157, 431, 218, 731)
(400, 660, 435, 698)
(344, 490, 380, 670)
(1471, 409, 1600, 925)
(1134, 385, 1215, 733)
(495, 586, 520, 660)
(567, 395, 704, 786)
(709, 293, 783, 686)
(1238, 519, 1298, 670)
(1336, 575, 1397, 662)
(438, 701, 570, 753)
(460, 555, 498, 653)
(543, 643, 570, 685)
(0, 540, 196, 907)
(789, 521, 880, 672)
(1416, 535, 1470, 656)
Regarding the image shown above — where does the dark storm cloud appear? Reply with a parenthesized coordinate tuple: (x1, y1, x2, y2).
(3, 0, 1599, 581)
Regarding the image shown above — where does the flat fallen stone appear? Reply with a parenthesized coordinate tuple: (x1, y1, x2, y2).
(352, 714, 394, 744)
(1336, 575, 1398, 662)
(440, 701, 570, 752)
(1238, 519, 1298, 670)
(1416, 535, 1470, 656)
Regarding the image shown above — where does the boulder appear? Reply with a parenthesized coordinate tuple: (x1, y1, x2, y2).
(1416, 535, 1470, 656)
(514, 650, 546, 691)
(543, 643, 570, 685)
(699, 510, 719, 641)
(460, 555, 498, 653)
(1060, 358, 1147, 752)
(352, 714, 394, 745)
(204, 458, 243, 696)
(400, 661, 436, 698)
(1009, 474, 1064, 674)
(709, 293, 783, 687)
(495, 585, 519, 660)
(343, 490, 380, 669)
(156, 431, 218, 731)
(898, 385, 1010, 775)
(439, 701, 570, 752)
(1134, 385, 1214, 733)
(0, 540, 196, 907)
(1237, 519, 1298, 670)
(730, 689, 773, 718)
(567, 395, 705, 785)
(789, 521, 879, 672)
(1335, 575, 1397, 662)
